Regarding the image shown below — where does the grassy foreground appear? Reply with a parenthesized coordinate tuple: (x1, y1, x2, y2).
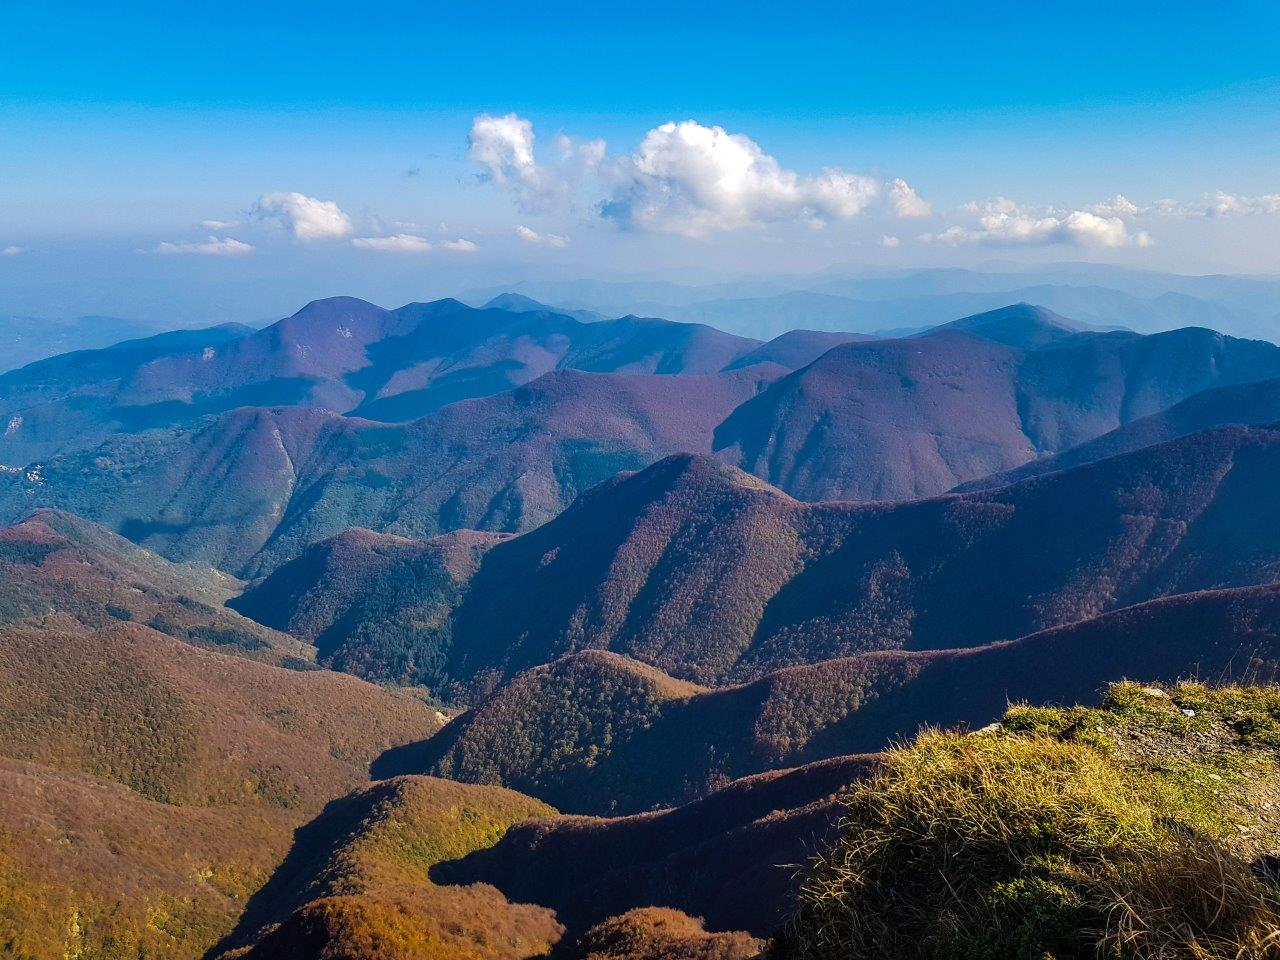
(776, 682, 1280, 960)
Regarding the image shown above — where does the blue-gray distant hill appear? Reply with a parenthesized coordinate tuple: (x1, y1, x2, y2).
(0, 314, 241, 373)
(0, 296, 763, 463)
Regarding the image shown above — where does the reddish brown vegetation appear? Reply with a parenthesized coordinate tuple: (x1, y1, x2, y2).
(433, 754, 879, 936)
(0, 618, 443, 958)
(253, 425, 1280, 699)
(223, 776, 562, 960)
(411, 582, 1280, 814)
(572, 908, 761, 960)
(0, 509, 305, 663)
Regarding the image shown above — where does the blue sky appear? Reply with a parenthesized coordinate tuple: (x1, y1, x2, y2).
(2, 1, 1279, 321)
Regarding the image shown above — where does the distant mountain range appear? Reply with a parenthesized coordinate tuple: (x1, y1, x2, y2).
(5, 299, 1280, 575)
(0, 296, 760, 463)
(465, 263, 1280, 341)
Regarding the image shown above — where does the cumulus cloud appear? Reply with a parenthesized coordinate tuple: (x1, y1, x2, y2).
(154, 236, 254, 256)
(879, 235, 901, 248)
(924, 197, 1152, 248)
(1, 246, 24, 256)
(200, 219, 237, 231)
(600, 120, 882, 236)
(468, 114, 608, 213)
(515, 224, 570, 247)
(888, 178, 931, 218)
(1059, 211, 1152, 247)
(252, 191, 353, 241)
(469, 114, 927, 236)
(351, 234, 477, 253)
(470, 113, 537, 186)
(468, 113, 559, 211)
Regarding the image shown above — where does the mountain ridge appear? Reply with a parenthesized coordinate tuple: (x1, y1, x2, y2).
(0, 296, 764, 463)
(714, 314, 1280, 501)
(237, 422, 1280, 693)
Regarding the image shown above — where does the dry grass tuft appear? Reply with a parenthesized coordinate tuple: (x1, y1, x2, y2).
(775, 682, 1280, 960)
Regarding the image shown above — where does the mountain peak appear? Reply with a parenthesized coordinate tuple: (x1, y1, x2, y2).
(481, 292, 605, 323)
(482, 292, 548, 312)
(926, 302, 1081, 349)
(627, 452, 789, 499)
(288, 295, 386, 321)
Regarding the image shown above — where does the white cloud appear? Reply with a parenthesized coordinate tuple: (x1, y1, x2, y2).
(515, 224, 570, 247)
(961, 196, 1022, 216)
(576, 137, 607, 168)
(1060, 211, 1152, 247)
(469, 113, 538, 186)
(553, 132, 606, 169)
(468, 114, 606, 213)
(1087, 195, 1139, 218)
(601, 120, 881, 236)
(351, 233, 433, 253)
(469, 115, 927, 236)
(1101, 191, 1280, 220)
(252, 191, 353, 241)
(1149, 198, 1187, 217)
(154, 236, 254, 256)
(1193, 191, 1280, 218)
(200, 219, 237, 231)
(925, 197, 1151, 249)
(351, 234, 477, 253)
(1, 246, 24, 256)
(888, 178, 931, 218)
(879, 235, 901, 248)
(468, 112, 558, 211)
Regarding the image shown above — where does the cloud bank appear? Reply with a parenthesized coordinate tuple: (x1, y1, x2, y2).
(351, 233, 433, 253)
(1152, 191, 1280, 218)
(154, 236, 254, 256)
(351, 234, 477, 253)
(925, 197, 1152, 248)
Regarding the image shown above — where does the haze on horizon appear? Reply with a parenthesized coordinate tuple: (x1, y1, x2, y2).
(1, 0, 1278, 327)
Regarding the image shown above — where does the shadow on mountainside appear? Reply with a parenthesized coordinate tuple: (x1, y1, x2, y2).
(205, 788, 385, 958)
